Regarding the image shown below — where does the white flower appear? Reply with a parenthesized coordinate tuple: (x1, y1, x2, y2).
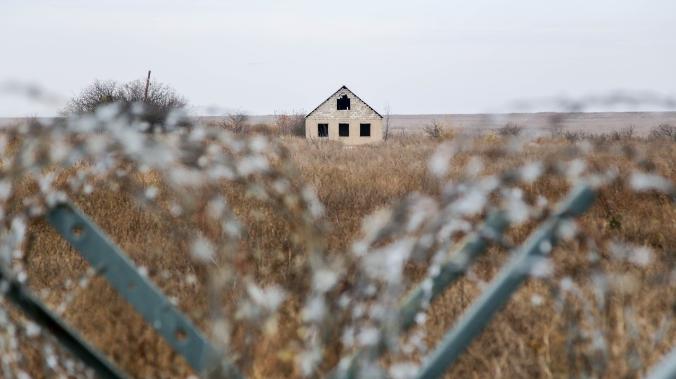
(94, 103, 120, 121)
(530, 294, 544, 306)
(520, 162, 543, 183)
(362, 239, 415, 283)
(249, 135, 268, 152)
(504, 188, 530, 224)
(390, 362, 419, 379)
(301, 296, 326, 322)
(628, 246, 653, 267)
(25, 321, 41, 337)
(464, 156, 483, 177)
(556, 220, 578, 240)
(313, 268, 338, 293)
(530, 258, 553, 278)
(356, 327, 380, 346)
(145, 186, 158, 200)
(206, 197, 226, 220)
(237, 155, 269, 176)
(566, 159, 586, 179)
(560, 277, 574, 292)
(246, 283, 286, 311)
(297, 348, 322, 376)
(190, 236, 215, 263)
(630, 172, 673, 193)
(428, 143, 455, 178)
(451, 191, 486, 216)
(0, 180, 12, 201)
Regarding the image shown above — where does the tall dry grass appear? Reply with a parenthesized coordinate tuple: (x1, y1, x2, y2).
(5, 132, 675, 378)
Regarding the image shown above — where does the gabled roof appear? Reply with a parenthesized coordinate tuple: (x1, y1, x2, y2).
(305, 85, 383, 119)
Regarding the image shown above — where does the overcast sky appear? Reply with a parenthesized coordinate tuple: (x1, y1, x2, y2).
(1, 0, 675, 117)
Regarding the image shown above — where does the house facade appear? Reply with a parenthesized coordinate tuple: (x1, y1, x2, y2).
(305, 86, 383, 145)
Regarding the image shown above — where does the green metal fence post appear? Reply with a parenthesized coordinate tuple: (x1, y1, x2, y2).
(0, 265, 128, 379)
(645, 347, 676, 379)
(330, 212, 509, 379)
(414, 184, 596, 379)
(47, 202, 243, 379)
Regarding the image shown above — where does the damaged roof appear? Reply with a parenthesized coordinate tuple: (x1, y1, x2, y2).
(305, 85, 383, 119)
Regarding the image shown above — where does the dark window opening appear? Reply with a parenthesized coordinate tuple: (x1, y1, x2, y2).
(337, 94, 351, 110)
(339, 123, 349, 137)
(360, 123, 371, 137)
(318, 123, 328, 137)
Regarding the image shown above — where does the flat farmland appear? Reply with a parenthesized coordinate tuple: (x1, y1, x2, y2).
(217, 111, 676, 136)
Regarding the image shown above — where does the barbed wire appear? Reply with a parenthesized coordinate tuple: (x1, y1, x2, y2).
(0, 86, 673, 378)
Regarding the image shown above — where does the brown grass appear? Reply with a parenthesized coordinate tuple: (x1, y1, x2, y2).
(10, 134, 676, 378)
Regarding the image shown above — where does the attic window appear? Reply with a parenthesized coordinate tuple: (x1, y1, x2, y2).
(337, 94, 350, 110)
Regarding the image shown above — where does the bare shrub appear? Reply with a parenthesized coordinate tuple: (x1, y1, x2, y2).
(275, 112, 305, 136)
(650, 123, 676, 140)
(65, 78, 188, 130)
(609, 125, 635, 140)
(498, 122, 523, 136)
(562, 127, 636, 144)
(221, 112, 249, 134)
(66, 80, 118, 112)
(424, 119, 442, 138)
(249, 123, 277, 136)
(563, 130, 592, 142)
(383, 104, 392, 141)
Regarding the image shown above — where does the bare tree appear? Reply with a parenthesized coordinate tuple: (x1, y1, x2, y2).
(118, 79, 187, 125)
(424, 119, 442, 139)
(275, 111, 305, 136)
(222, 112, 249, 134)
(548, 114, 566, 138)
(498, 123, 523, 136)
(65, 80, 119, 114)
(383, 104, 391, 141)
(65, 77, 188, 130)
(650, 123, 676, 140)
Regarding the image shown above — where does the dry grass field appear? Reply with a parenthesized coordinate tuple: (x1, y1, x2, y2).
(4, 128, 675, 379)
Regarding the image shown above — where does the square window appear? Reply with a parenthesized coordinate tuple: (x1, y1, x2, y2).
(339, 123, 349, 137)
(318, 123, 328, 137)
(360, 123, 371, 137)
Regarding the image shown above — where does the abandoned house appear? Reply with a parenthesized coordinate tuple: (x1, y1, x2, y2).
(305, 86, 383, 145)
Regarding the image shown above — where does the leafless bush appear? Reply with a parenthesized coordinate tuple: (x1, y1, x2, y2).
(275, 112, 305, 136)
(563, 127, 636, 143)
(221, 112, 249, 134)
(498, 122, 523, 136)
(66, 80, 118, 113)
(65, 78, 188, 130)
(249, 123, 277, 136)
(650, 123, 676, 140)
(609, 125, 635, 140)
(563, 130, 592, 142)
(547, 114, 566, 137)
(424, 119, 442, 138)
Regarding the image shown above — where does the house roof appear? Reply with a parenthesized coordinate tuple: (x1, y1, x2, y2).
(305, 85, 383, 119)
